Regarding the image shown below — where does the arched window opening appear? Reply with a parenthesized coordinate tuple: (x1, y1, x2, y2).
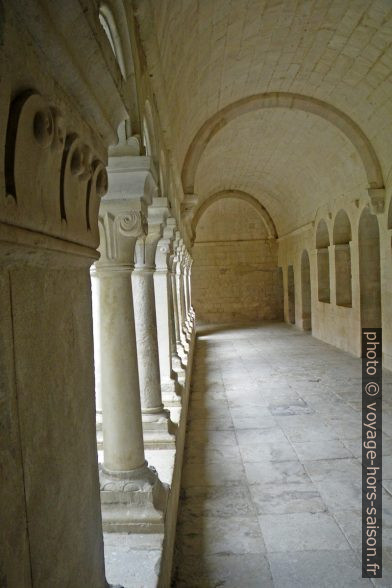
(333, 210, 352, 307)
(301, 250, 311, 330)
(288, 265, 295, 324)
(359, 208, 381, 330)
(316, 219, 330, 303)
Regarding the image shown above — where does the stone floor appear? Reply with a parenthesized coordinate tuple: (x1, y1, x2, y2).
(172, 321, 392, 587)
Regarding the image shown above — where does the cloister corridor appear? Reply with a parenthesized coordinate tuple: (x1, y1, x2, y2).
(172, 322, 392, 588)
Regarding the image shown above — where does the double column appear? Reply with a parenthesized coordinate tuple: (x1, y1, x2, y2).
(171, 233, 195, 367)
(94, 175, 167, 532)
(154, 215, 183, 405)
(133, 198, 176, 446)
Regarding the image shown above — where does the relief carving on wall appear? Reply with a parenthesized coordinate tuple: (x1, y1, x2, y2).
(2, 90, 108, 251)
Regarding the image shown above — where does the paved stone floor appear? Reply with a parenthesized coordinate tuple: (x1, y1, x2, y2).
(172, 322, 392, 587)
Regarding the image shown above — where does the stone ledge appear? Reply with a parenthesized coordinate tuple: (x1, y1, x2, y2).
(102, 328, 196, 587)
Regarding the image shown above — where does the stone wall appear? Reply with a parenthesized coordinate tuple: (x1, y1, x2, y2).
(278, 192, 392, 370)
(192, 197, 281, 324)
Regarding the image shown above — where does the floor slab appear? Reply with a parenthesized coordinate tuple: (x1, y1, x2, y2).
(172, 321, 392, 587)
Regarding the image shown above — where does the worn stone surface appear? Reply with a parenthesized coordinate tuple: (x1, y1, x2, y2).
(192, 197, 281, 323)
(172, 323, 392, 587)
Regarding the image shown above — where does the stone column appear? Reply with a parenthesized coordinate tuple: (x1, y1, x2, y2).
(178, 241, 190, 350)
(188, 256, 196, 323)
(182, 249, 193, 337)
(91, 271, 103, 450)
(155, 216, 183, 405)
(132, 199, 176, 446)
(96, 188, 167, 532)
(169, 247, 187, 381)
(0, 3, 128, 578)
(173, 235, 189, 362)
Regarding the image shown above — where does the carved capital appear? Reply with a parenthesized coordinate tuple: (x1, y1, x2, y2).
(98, 208, 147, 265)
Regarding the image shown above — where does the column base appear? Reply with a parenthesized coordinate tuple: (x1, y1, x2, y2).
(100, 463, 169, 533)
(97, 428, 103, 451)
(161, 378, 182, 407)
(142, 409, 177, 449)
(172, 353, 186, 383)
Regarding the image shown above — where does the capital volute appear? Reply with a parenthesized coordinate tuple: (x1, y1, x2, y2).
(155, 237, 172, 270)
(98, 208, 147, 265)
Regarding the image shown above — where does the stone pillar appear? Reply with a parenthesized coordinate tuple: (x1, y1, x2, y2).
(0, 1, 130, 580)
(155, 216, 183, 405)
(96, 174, 168, 532)
(182, 249, 194, 336)
(133, 199, 176, 446)
(178, 241, 190, 350)
(173, 234, 189, 363)
(188, 256, 196, 323)
(169, 246, 187, 381)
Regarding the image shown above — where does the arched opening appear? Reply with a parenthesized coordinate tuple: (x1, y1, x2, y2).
(316, 219, 330, 303)
(276, 267, 284, 321)
(287, 265, 295, 325)
(181, 92, 384, 198)
(192, 196, 279, 323)
(301, 250, 311, 331)
(333, 210, 352, 307)
(359, 208, 381, 329)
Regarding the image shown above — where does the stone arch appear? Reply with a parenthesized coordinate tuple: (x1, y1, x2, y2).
(316, 219, 330, 303)
(301, 250, 311, 331)
(192, 190, 277, 239)
(99, 4, 126, 77)
(181, 93, 384, 199)
(333, 210, 352, 307)
(99, 1, 141, 137)
(359, 207, 381, 329)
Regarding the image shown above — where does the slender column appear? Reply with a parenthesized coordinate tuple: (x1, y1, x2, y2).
(155, 216, 183, 404)
(169, 249, 187, 379)
(173, 236, 189, 360)
(133, 208, 176, 446)
(177, 242, 190, 350)
(96, 189, 167, 532)
(188, 256, 195, 323)
(182, 250, 193, 337)
(91, 272, 103, 450)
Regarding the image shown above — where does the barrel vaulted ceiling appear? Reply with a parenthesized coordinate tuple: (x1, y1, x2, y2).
(149, 0, 392, 234)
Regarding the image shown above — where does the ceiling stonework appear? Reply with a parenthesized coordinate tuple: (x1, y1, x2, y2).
(149, 0, 392, 232)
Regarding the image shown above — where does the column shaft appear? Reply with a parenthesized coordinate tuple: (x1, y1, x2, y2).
(99, 266, 145, 473)
(132, 267, 164, 414)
